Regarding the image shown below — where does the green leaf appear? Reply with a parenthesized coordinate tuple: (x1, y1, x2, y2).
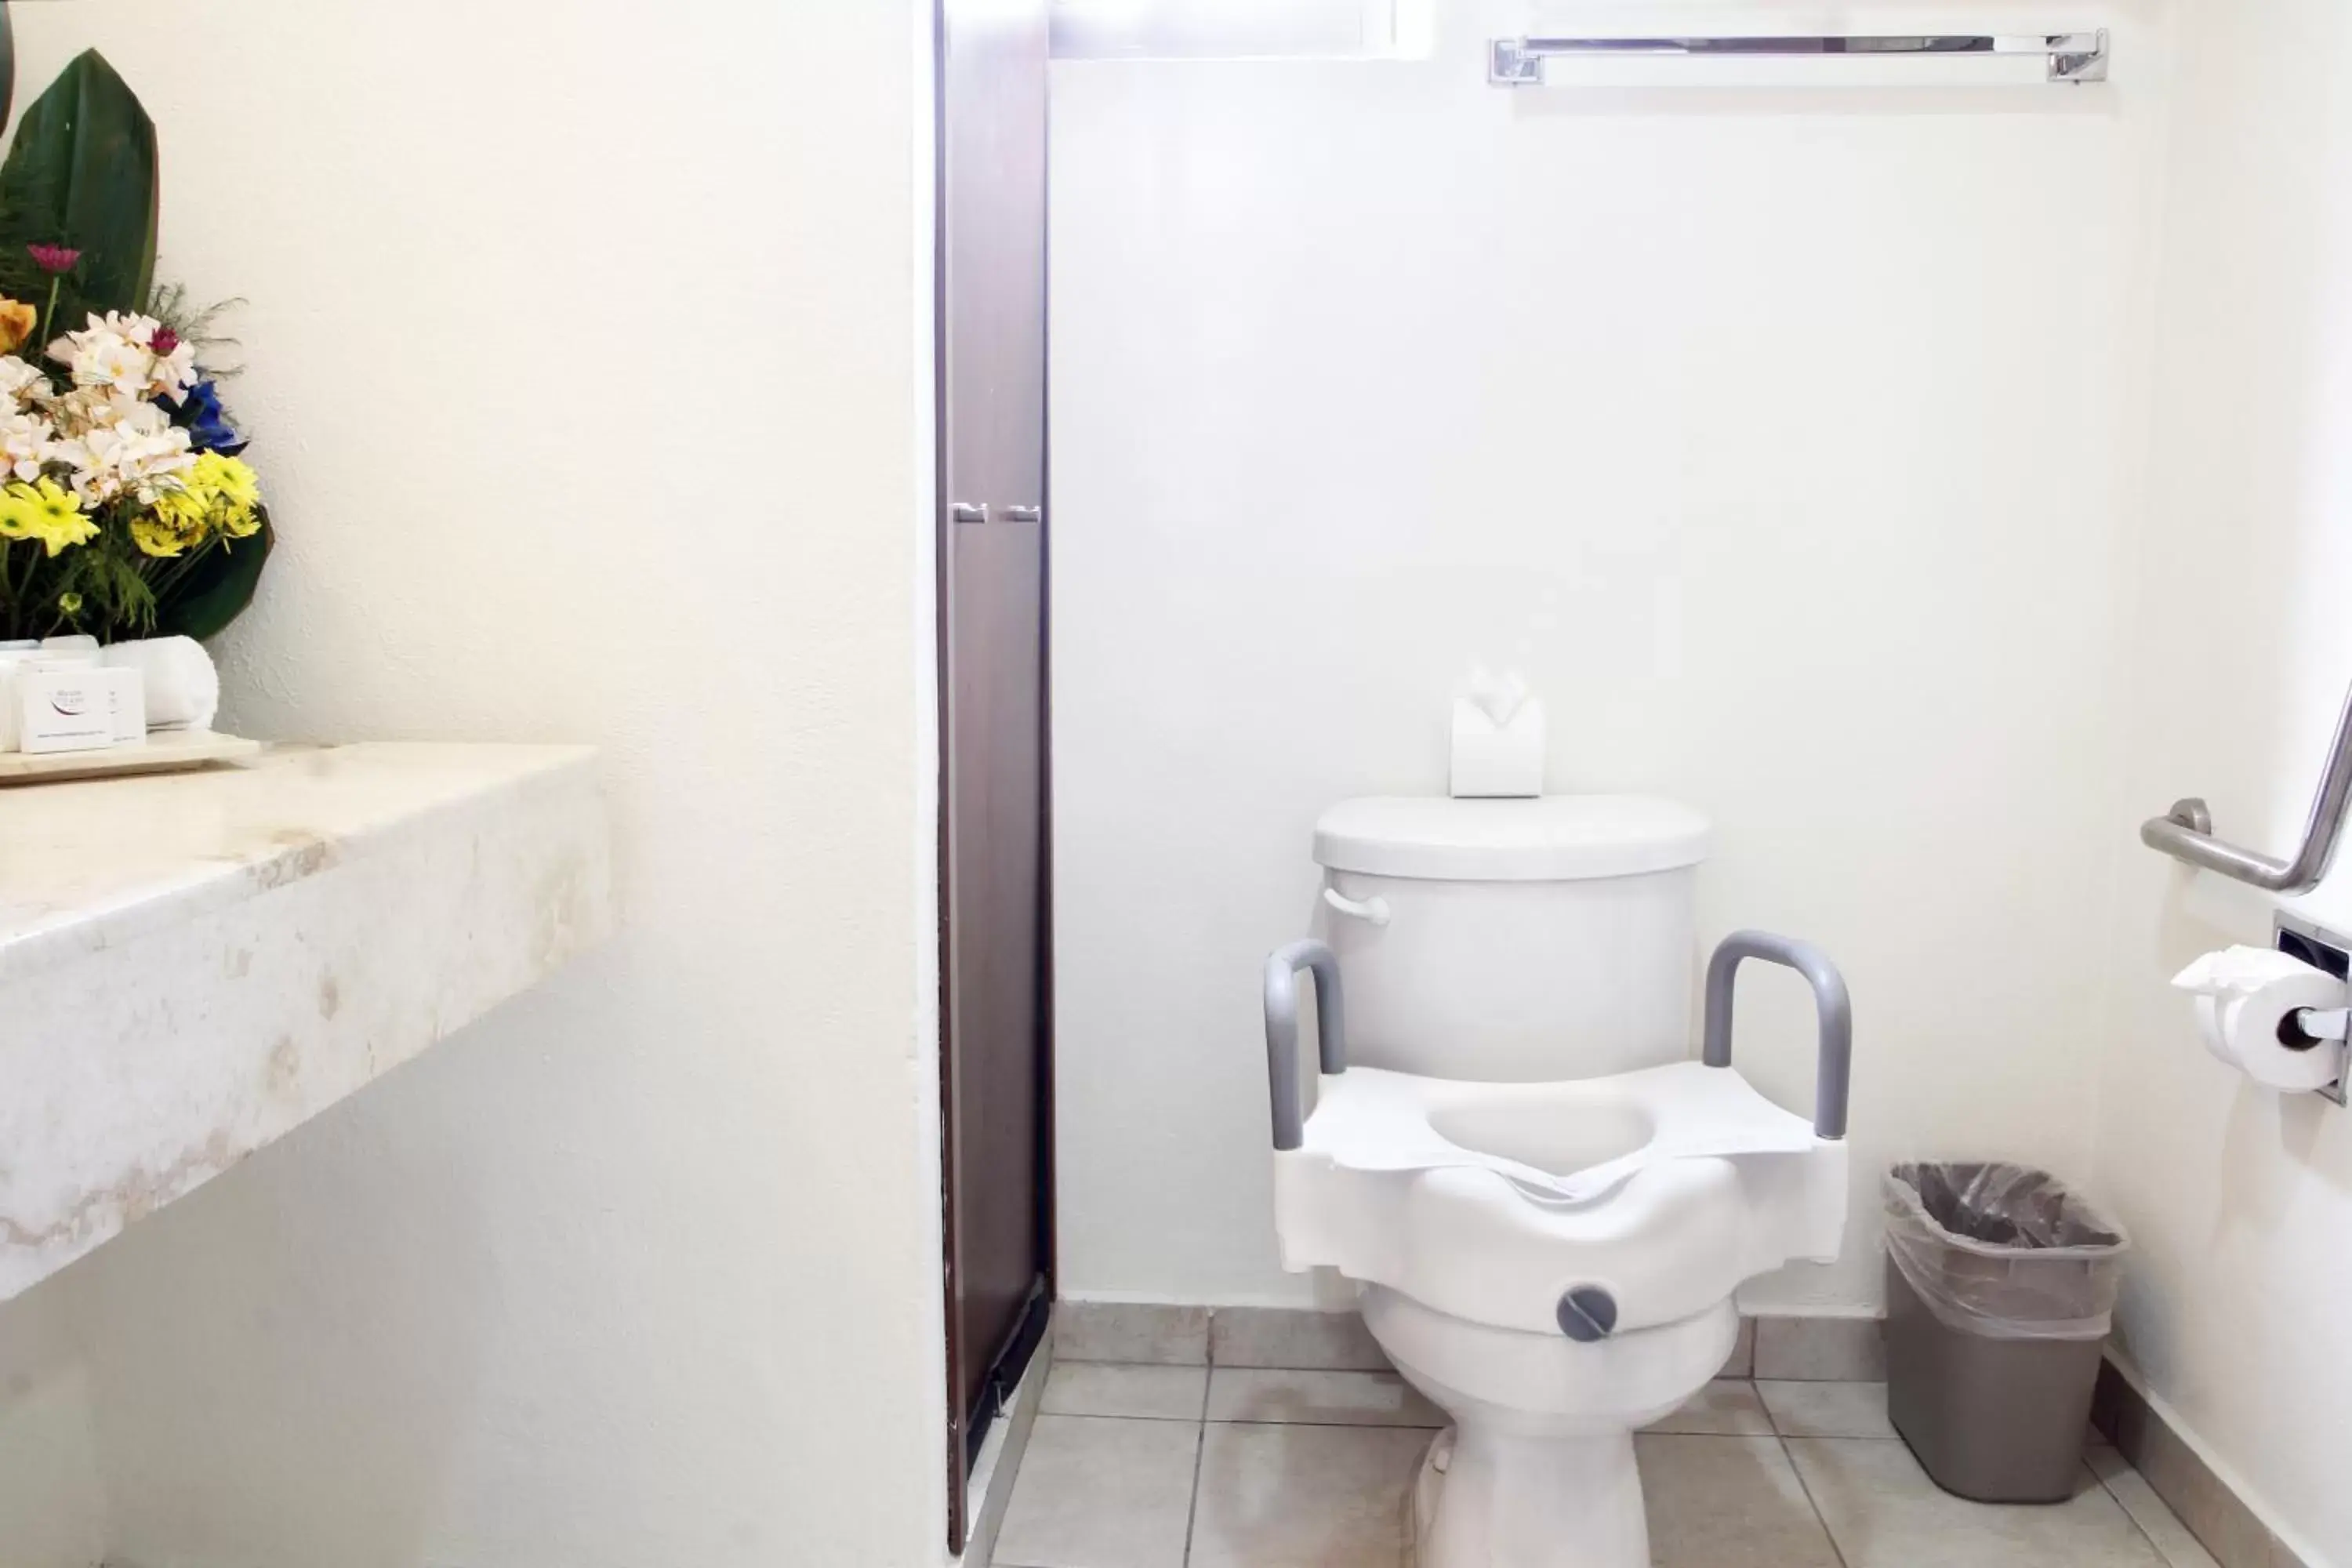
(0, 5, 16, 136)
(155, 508, 272, 644)
(0, 49, 157, 317)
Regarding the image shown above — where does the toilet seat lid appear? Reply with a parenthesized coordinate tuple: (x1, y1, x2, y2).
(1312, 796, 1711, 882)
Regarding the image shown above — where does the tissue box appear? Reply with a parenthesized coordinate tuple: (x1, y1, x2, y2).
(1450, 697, 1545, 798)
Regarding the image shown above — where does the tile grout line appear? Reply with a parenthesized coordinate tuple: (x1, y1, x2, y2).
(1773, 1431, 1856, 1568)
(1183, 1334, 1212, 1568)
(1178, 1417, 1207, 1568)
(2090, 1457, 2199, 1568)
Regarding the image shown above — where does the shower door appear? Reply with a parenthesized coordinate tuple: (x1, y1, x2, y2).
(937, 0, 1051, 1552)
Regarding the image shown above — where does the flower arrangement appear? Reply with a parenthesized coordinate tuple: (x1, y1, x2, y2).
(0, 37, 272, 644)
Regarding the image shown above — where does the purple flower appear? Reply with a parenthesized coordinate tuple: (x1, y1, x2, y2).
(26, 244, 78, 275)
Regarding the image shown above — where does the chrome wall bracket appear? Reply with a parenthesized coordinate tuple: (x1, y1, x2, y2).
(1488, 31, 2109, 87)
(2140, 681, 2352, 895)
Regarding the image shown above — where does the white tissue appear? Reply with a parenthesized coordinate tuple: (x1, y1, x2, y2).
(1451, 666, 1544, 798)
(100, 636, 219, 731)
(1465, 665, 1531, 727)
(2172, 946, 2347, 1093)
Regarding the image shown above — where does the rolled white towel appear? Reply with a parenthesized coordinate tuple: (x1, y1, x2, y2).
(100, 636, 220, 731)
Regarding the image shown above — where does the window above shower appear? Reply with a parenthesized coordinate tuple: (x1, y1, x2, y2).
(1049, 0, 1432, 60)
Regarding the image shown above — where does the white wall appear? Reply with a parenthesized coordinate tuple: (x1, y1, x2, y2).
(0, 1286, 105, 1567)
(2094, 1, 2352, 1560)
(1050, 0, 2172, 1308)
(0, 5, 948, 1566)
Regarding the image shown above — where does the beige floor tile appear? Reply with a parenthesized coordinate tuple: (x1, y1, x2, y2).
(1754, 1315, 1887, 1381)
(1054, 1302, 1210, 1366)
(1637, 1434, 1844, 1568)
(1642, 1379, 1775, 1436)
(2088, 1444, 2223, 1568)
(1207, 1367, 1443, 1428)
(1788, 1437, 2168, 1567)
(1188, 1420, 1428, 1568)
(993, 1414, 1200, 1568)
(1757, 1380, 1898, 1439)
(1209, 1305, 1392, 1370)
(1040, 1361, 1207, 1421)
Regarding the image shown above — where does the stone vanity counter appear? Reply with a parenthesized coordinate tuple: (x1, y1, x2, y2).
(0, 742, 613, 1301)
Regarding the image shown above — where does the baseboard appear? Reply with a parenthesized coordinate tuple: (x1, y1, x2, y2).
(1052, 1301, 1883, 1381)
(2092, 1357, 2315, 1568)
(960, 1322, 1052, 1568)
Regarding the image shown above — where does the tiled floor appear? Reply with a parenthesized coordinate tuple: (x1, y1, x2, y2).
(994, 1363, 2220, 1568)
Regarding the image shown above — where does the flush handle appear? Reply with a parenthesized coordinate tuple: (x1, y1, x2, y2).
(1322, 888, 1392, 927)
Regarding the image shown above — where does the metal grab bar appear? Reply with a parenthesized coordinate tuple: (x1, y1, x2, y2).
(1264, 939, 1346, 1152)
(1490, 32, 2109, 86)
(1702, 931, 1853, 1141)
(2140, 681, 2352, 894)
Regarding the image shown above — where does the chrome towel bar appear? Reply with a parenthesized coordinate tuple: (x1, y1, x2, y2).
(1490, 32, 2109, 86)
(2141, 681, 2352, 895)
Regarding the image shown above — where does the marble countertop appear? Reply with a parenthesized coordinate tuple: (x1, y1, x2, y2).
(0, 742, 615, 1300)
(0, 742, 595, 985)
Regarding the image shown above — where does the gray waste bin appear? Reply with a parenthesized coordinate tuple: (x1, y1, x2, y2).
(1882, 1163, 2129, 1503)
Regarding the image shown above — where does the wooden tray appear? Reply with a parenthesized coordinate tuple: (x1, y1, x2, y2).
(0, 731, 263, 785)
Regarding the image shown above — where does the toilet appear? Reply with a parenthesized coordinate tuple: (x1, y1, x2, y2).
(1262, 796, 1851, 1568)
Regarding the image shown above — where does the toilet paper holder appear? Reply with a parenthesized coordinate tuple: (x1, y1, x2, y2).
(2275, 913, 2352, 1105)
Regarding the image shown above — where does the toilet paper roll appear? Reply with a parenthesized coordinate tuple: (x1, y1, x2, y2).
(2176, 948, 2347, 1092)
(100, 635, 218, 731)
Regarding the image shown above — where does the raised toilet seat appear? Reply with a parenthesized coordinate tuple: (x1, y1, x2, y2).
(1263, 931, 1854, 1568)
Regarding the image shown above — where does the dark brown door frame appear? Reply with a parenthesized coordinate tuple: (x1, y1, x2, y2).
(935, 0, 1054, 1550)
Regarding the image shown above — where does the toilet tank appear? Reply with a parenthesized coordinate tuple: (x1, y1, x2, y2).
(1312, 796, 1711, 1083)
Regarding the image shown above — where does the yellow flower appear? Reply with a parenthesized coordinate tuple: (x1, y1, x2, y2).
(0, 478, 96, 557)
(191, 452, 260, 511)
(169, 451, 262, 540)
(0, 298, 37, 354)
(132, 491, 210, 558)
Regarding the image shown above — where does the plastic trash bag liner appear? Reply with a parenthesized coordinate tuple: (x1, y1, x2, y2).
(1884, 1163, 2128, 1341)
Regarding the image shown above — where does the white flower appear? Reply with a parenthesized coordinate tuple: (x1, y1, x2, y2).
(49, 394, 193, 505)
(0, 408, 54, 481)
(89, 337, 151, 397)
(0, 356, 49, 406)
(149, 339, 198, 398)
(82, 311, 155, 348)
(49, 313, 193, 400)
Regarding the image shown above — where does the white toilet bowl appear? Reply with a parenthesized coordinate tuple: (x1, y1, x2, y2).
(1261, 796, 1855, 1568)
(1369, 1286, 1735, 1568)
(1273, 1064, 1846, 1568)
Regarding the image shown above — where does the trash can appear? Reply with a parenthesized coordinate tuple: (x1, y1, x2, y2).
(1882, 1162, 2129, 1503)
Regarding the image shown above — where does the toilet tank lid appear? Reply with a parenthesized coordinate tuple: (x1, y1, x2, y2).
(1312, 796, 1711, 881)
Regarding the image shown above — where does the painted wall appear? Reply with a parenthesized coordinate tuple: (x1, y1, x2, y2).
(0, 1287, 105, 1567)
(1049, 0, 2172, 1308)
(2094, 0, 2352, 1560)
(0, 5, 948, 1566)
